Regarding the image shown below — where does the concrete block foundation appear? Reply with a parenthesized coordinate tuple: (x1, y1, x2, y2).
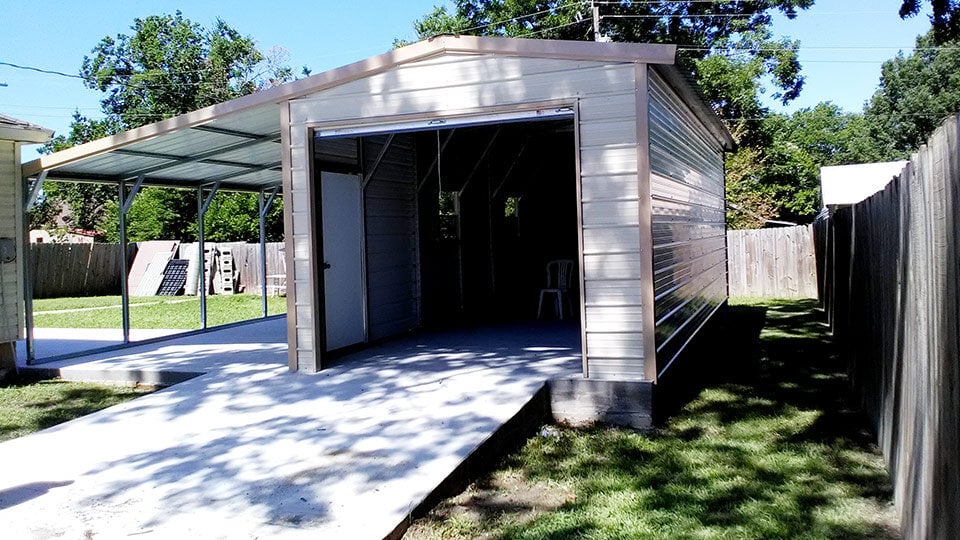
(548, 378, 654, 431)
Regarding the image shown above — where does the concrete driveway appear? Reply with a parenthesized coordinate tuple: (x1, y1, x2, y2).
(2, 319, 580, 539)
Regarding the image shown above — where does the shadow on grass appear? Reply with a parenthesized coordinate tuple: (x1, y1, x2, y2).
(424, 299, 898, 540)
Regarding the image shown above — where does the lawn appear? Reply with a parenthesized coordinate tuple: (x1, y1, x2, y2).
(33, 294, 286, 329)
(404, 298, 898, 539)
(0, 379, 151, 443)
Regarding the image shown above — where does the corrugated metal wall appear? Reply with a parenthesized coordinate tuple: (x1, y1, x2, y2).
(287, 53, 644, 374)
(647, 68, 728, 377)
(0, 141, 20, 342)
(362, 134, 419, 340)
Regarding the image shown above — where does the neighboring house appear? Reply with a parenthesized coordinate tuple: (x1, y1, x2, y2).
(30, 228, 97, 244)
(0, 114, 53, 374)
(23, 36, 732, 423)
(820, 161, 909, 209)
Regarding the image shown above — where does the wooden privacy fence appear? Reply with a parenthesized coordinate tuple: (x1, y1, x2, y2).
(30, 242, 284, 299)
(178, 242, 284, 293)
(30, 243, 135, 299)
(817, 114, 960, 539)
(726, 225, 817, 298)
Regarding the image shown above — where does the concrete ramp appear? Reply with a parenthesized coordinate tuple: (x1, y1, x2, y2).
(3, 320, 580, 539)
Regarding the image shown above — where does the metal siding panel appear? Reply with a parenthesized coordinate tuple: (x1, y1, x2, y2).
(577, 83, 646, 381)
(580, 172, 639, 201)
(586, 357, 646, 380)
(648, 69, 728, 377)
(584, 279, 643, 306)
(581, 199, 639, 227)
(363, 134, 419, 341)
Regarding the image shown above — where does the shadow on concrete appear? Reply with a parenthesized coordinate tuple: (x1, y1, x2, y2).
(0, 320, 582, 537)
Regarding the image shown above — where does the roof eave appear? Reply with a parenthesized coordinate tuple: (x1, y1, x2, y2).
(650, 64, 735, 151)
(23, 35, 678, 177)
(0, 125, 53, 144)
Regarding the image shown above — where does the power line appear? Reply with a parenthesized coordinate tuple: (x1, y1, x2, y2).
(421, 0, 589, 37)
(0, 61, 84, 80)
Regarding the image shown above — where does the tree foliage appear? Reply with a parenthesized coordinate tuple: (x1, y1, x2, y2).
(726, 103, 898, 228)
(36, 13, 290, 242)
(865, 30, 960, 154)
(413, 1, 811, 146)
(900, 0, 960, 42)
(80, 11, 284, 128)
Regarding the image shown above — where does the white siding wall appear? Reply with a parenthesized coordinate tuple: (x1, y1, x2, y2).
(286, 53, 645, 375)
(0, 141, 21, 342)
(647, 69, 728, 377)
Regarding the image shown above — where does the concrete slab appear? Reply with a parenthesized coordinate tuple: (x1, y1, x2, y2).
(18, 327, 188, 361)
(1, 319, 581, 539)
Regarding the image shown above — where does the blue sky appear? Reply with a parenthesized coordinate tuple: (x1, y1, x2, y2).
(0, 0, 933, 145)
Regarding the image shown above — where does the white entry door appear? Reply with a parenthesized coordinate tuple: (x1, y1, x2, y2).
(321, 172, 366, 350)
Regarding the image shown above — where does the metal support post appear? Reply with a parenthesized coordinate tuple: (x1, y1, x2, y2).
(258, 187, 279, 318)
(118, 181, 130, 343)
(197, 181, 221, 329)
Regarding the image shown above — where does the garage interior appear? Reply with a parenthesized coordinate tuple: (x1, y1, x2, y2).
(312, 115, 581, 354)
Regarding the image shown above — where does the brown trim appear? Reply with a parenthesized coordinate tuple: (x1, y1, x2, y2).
(635, 64, 659, 383)
(573, 100, 589, 379)
(25, 36, 676, 178)
(303, 99, 577, 135)
(280, 102, 298, 372)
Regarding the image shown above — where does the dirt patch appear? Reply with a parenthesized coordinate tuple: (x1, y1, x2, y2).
(403, 469, 574, 539)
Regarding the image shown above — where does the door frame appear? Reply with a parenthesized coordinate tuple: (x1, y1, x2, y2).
(306, 103, 579, 368)
(318, 170, 369, 351)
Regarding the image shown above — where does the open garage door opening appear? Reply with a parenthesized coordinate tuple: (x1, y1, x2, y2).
(312, 113, 580, 357)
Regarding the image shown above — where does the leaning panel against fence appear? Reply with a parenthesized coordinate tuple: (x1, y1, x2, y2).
(817, 114, 960, 539)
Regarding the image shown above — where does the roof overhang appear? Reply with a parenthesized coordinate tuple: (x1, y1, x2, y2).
(0, 114, 53, 144)
(21, 35, 703, 191)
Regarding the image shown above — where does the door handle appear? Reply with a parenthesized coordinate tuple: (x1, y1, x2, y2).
(323, 262, 332, 269)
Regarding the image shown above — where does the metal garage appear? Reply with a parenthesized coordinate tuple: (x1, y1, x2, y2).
(24, 35, 733, 386)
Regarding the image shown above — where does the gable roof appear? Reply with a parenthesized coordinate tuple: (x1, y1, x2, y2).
(21, 35, 725, 191)
(0, 114, 53, 144)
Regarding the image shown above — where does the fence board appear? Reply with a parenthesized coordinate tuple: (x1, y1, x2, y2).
(817, 113, 960, 539)
(28, 242, 284, 298)
(726, 225, 817, 298)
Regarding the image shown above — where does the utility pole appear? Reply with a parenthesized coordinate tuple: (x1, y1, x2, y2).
(591, 1, 601, 41)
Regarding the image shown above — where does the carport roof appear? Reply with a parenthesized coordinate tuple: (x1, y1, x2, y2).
(22, 35, 728, 191)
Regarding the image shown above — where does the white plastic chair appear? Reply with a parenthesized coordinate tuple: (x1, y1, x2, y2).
(537, 259, 575, 320)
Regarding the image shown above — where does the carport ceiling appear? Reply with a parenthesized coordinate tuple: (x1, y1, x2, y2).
(22, 103, 282, 192)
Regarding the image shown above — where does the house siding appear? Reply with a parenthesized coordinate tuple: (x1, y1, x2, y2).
(0, 141, 20, 342)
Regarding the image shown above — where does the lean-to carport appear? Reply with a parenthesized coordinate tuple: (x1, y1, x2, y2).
(20, 103, 286, 364)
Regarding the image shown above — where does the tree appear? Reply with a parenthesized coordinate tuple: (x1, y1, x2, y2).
(81, 11, 284, 128)
(900, 0, 960, 42)
(32, 113, 123, 236)
(726, 103, 897, 227)
(865, 30, 960, 154)
(412, 1, 811, 146)
(41, 12, 293, 242)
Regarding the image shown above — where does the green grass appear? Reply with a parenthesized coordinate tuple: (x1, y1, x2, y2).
(0, 379, 151, 442)
(33, 294, 286, 329)
(406, 298, 898, 539)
